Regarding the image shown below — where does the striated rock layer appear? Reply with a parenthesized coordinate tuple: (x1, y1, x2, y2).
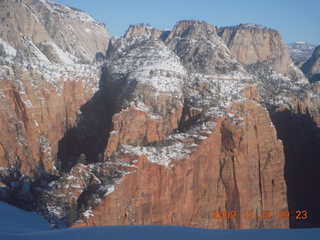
(75, 101, 287, 229)
(0, 0, 106, 212)
(66, 21, 289, 229)
(2, 3, 319, 229)
(218, 24, 306, 83)
(0, 0, 110, 63)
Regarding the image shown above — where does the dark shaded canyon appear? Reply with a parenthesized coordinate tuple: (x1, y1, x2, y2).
(271, 109, 320, 228)
(57, 67, 123, 171)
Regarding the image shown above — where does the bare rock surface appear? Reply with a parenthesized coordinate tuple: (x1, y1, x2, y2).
(0, 0, 110, 63)
(0, 2, 319, 230)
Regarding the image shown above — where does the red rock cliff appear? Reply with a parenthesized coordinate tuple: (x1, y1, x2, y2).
(74, 100, 288, 229)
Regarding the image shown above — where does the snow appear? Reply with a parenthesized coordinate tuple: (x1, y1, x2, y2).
(220, 23, 273, 31)
(39, 42, 74, 64)
(110, 39, 186, 97)
(103, 185, 115, 196)
(70, 184, 81, 189)
(0, 59, 101, 97)
(121, 141, 193, 167)
(34, 0, 101, 25)
(0, 39, 17, 58)
(1, 203, 320, 240)
(83, 209, 94, 218)
(22, 37, 51, 63)
(287, 42, 316, 63)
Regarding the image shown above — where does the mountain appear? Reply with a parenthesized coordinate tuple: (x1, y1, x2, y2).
(0, 0, 109, 181)
(287, 42, 316, 66)
(218, 24, 307, 83)
(302, 45, 320, 83)
(1, 1, 320, 231)
(0, 0, 109, 63)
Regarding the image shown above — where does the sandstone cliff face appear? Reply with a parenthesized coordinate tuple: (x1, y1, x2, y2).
(218, 24, 320, 228)
(269, 82, 320, 228)
(165, 21, 246, 76)
(58, 21, 289, 229)
(1, 2, 318, 229)
(0, 0, 110, 63)
(0, 0, 105, 216)
(74, 101, 287, 229)
(0, 63, 100, 177)
(302, 45, 320, 83)
(218, 24, 306, 83)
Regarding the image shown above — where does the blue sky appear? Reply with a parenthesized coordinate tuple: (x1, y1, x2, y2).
(55, 0, 319, 45)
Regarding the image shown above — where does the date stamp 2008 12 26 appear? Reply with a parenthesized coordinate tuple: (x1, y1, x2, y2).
(211, 210, 308, 220)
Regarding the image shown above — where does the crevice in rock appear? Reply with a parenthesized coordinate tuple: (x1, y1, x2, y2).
(220, 121, 240, 229)
(57, 66, 125, 172)
(270, 109, 320, 228)
(254, 125, 264, 213)
(177, 100, 204, 133)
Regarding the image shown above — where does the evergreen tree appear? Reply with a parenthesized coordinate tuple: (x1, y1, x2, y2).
(77, 153, 87, 164)
(67, 198, 79, 226)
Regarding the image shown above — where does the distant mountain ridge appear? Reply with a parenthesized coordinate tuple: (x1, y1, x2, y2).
(287, 42, 316, 66)
(302, 45, 320, 83)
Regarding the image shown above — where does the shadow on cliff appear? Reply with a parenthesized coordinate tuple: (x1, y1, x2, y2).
(271, 109, 320, 228)
(57, 66, 123, 172)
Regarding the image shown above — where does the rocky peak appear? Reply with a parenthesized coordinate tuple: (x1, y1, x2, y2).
(218, 24, 283, 65)
(1, 0, 320, 228)
(23, 0, 103, 26)
(123, 24, 165, 44)
(218, 23, 307, 83)
(302, 45, 320, 82)
(107, 24, 169, 59)
(166, 20, 217, 42)
(163, 21, 245, 76)
(0, 0, 110, 63)
(221, 23, 274, 31)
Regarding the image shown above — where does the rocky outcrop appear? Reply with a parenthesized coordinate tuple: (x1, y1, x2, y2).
(0, 0, 104, 218)
(165, 21, 246, 76)
(302, 45, 320, 83)
(227, 25, 320, 227)
(74, 100, 287, 229)
(218, 24, 306, 83)
(61, 21, 289, 229)
(269, 82, 320, 228)
(0, 62, 100, 176)
(124, 24, 166, 44)
(1, 1, 319, 230)
(0, 0, 110, 63)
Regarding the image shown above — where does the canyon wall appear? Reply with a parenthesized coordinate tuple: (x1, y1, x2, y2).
(1, 2, 319, 230)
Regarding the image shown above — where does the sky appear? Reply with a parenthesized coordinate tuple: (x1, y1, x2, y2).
(55, 0, 320, 45)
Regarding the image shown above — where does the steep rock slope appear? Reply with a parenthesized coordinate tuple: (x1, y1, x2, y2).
(53, 21, 289, 229)
(219, 24, 320, 228)
(0, 0, 107, 215)
(0, 0, 110, 63)
(1, 3, 318, 229)
(218, 24, 306, 83)
(302, 45, 320, 83)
